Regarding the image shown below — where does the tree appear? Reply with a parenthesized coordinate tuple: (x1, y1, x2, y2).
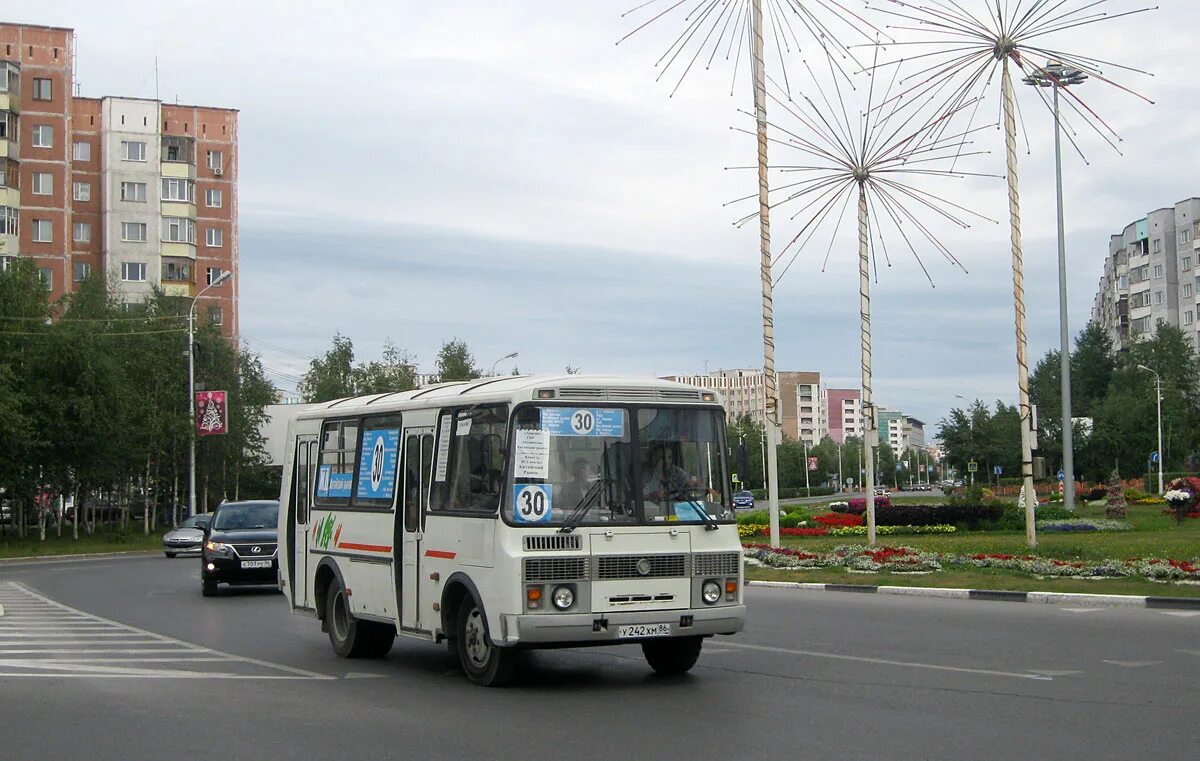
(355, 340, 417, 395)
(298, 334, 357, 403)
(1071, 321, 1116, 418)
(435, 338, 480, 382)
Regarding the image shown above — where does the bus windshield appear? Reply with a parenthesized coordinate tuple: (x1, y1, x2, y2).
(508, 405, 731, 527)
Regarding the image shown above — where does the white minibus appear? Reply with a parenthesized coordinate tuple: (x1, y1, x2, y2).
(278, 375, 745, 685)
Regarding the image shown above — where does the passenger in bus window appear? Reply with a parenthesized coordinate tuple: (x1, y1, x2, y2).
(559, 457, 594, 508)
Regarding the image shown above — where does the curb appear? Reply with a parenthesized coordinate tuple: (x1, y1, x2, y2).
(0, 550, 160, 565)
(746, 580, 1200, 610)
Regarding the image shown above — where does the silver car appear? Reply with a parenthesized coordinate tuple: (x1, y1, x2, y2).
(162, 514, 211, 558)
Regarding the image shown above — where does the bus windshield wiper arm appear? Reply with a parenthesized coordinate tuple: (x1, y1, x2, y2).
(558, 479, 605, 534)
(674, 492, 720, 531)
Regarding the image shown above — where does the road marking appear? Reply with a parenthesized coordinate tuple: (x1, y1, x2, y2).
(717, 641, 1053, 681)
(1028, 669, 1085, 677)
(1102, 660, 1162, 668)
(1061, 608, 1105, 614)
(1159, 611, 1200, 618)
(0, 581, 335, 680)
(1177, 649, 1200, 657)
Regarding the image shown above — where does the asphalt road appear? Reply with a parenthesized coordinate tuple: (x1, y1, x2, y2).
(0, 554, 1197, 761)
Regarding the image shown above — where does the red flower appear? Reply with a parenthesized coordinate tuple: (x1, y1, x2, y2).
(813, 512, 864, 527)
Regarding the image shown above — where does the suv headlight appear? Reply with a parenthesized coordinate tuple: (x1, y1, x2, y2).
(701, 580, 721, 605)
(205, 541, 232, 557)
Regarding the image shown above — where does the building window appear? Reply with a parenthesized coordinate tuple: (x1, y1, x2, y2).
(72, 141, 90, 161)
(162, 217, 195, 244)
(32, 219, 52, 242)
(207, 306, 223, 326)
(205, 227, 223, 247)
(120, 222, 148, 242)
(1152, 238, 1161, 254)
(73, 221, 91, 242)
(161, 177, 194, 202)
(72, 181, 90, 202)
(120, 181, 147, 203)
(206, 267, 224, 285)
(0, 206, 16, 235)
(121, 262, 147, 282)
(1186, 311, 1195, 326)
(32, 171, 52, 195)
(1119, 274, 1129, 289)
(161, 258, 192, 283)
(121, 141, 146, 162)
(1185, 257, 1193, 271)
(32, 78, 52, 101)
(1153, 264, 1164, 279)
(1183, 229, 1192, 245)
(204, 188, 222, 208)
(206, 150, 223, 172)
(32, 124, 53, 148)
(38, 267, 52, 291)
(73, 262, 91, 282)
(1185, 283, 1194, 298)
(1155, 290, 1164, 305)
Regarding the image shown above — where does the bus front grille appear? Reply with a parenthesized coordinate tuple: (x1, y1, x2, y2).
(524, 557, 588, 582)
(595, 554, 686, 580)
(523, 534, 582, 552)
(692, 552, 741, 576)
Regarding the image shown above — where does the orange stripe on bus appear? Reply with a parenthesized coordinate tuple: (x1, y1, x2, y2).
(336, 542, 392, 553)
(424, 549, 456, 559)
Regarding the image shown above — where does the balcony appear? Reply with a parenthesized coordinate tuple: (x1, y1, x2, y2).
(161, 135, 195, 166)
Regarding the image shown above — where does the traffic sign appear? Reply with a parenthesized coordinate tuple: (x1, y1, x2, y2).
(731, 472, 740, 484)
(807, 457, 818, 471)
(1150, 451, 1159, 463)
(967, 461, 978, 473)
(993, 465, 1002, 476)
(1057, 470, 1065, 482)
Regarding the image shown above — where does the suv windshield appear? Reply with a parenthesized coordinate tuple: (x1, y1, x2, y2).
(507, 405, 731, 527)
(212, 502, 278, 531)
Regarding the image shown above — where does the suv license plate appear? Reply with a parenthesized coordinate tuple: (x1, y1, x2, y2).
(240, 560, 272, 569)
(618, 624, 671, 639)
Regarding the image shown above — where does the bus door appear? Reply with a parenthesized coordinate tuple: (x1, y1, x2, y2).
(397, 428, 434, 631)
(289, 435, 318, 609)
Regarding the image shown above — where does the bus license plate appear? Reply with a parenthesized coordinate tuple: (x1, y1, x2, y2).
(618, 624, 671, 639)
(240, 560, 272, 569)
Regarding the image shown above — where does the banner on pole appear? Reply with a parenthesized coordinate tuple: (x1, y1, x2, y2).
(807, 457, 818, 471)
(196, 390, 228, 436)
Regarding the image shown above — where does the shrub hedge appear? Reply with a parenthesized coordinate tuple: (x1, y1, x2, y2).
(748, 487, 837, 500)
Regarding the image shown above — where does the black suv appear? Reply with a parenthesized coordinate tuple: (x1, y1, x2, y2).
(200, 500, 280, 597)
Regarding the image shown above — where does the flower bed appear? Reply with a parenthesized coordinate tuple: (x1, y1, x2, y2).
(743, 544, 1200, 582)
(828, 524, 957, 537)
(813, 512, 863, 527)
(1035, 518, 1131, 532)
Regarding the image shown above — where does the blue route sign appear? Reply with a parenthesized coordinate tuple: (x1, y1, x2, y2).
(993, 465, 1002, 476)
(1057, 470, 1065, 482)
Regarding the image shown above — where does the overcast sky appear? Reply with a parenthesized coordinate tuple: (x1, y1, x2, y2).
(18, 2, 1200, 432)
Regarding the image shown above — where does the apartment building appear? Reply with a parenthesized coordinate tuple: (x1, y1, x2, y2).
(662, 368, 827, 445)
(825, 388, 862, 444)
(0, 23, 238, 336)
(1091, 198, 1200, 352)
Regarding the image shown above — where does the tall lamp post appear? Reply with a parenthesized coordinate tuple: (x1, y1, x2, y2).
(1023, 61, 1087, 512)
(1137, 364, 1164, 494)
(188, 270, 232, 517)
(489, 351, 518, 377)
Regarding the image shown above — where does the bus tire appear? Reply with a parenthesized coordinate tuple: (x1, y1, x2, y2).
(364, 623, 396, 659)
(201, 579, 218, 597)
(455, 596, 515, 687)
(326, 580, 373, 658)
(642, 636, 703, 676)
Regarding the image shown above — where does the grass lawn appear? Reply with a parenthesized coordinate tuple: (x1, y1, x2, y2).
(0, 528, 167, 559)
(745, 502, 1200, 596)
(748, 565, 1200, 598)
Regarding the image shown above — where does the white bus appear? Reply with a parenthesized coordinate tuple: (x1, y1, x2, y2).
(278, 375, 745, 686)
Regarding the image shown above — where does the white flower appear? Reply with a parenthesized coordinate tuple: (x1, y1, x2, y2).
(1163, 489, 1192, 502)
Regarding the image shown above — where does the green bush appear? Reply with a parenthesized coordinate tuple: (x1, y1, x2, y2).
(737, 508, 813, 527)
(103, 527, 134, 545)
(748, 487, 837, 500)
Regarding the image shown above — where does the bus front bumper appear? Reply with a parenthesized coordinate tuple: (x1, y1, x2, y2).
(500, 605, 746, 646)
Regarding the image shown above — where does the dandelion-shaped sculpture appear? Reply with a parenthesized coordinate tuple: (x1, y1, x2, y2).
(866, 0, 1155, 548)
(731, 55, 994, 544)
(619, 0, 878, 547)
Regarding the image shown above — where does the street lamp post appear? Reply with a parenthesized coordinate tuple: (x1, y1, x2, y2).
(489, 351, 518, 377)
(1023, 61, 1087, 512)
(188, 270, 232, 518)
(1137, 364, 1164, 494)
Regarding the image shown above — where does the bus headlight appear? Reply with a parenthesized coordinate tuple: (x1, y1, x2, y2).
(551, 585, 575, 611)
(701, 580, 721, 605)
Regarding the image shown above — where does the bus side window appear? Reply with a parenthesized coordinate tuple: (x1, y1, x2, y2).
(404, 434, 420, 533)
(420, 434, 434, 512)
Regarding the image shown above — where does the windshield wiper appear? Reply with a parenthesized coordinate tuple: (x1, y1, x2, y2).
(558, 478, 605, 534)
(673, 492, 720, 531)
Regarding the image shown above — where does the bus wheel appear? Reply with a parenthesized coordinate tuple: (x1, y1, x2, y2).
(327, 581, 373, 658)
(642, 636, 703, 676)
(455, 597, 515, 687)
